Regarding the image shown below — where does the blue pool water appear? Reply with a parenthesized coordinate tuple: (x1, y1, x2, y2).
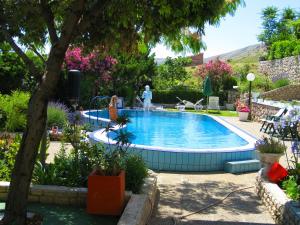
(87, 110, 248, 149)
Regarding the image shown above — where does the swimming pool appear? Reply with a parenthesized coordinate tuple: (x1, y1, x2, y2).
(83, 109, 257, 171)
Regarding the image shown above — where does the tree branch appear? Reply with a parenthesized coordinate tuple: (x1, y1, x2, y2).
(1, 29, 41, 78)
(40, 0, 58, 44)
(29, 44, 46, 64)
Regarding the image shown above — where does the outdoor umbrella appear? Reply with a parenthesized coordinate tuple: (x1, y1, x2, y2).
(203, 75, 213, 111)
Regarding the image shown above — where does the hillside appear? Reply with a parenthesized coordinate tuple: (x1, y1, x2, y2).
(204, 44, 265, 64)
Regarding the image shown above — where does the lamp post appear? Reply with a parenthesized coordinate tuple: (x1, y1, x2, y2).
(246, 73, 255, 120)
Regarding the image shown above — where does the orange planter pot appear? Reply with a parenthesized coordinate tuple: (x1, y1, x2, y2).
(87, 170, 125, 216)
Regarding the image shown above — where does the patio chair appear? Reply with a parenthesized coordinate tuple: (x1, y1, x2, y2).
(207, 96, 220, 111)
(260, 108, 287, 133)
(175, 97, 204, 111)
(271, 119, 299, 140)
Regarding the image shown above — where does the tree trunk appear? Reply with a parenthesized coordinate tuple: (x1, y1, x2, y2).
(39, 126, 48, 167)
(2, 46, 68, 225)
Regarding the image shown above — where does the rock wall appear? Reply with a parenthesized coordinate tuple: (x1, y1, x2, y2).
(259, 55, 300, 83)
(259, 84, 300, 101)
(256, 171, 300, 225)
(251, 102, 280, 122)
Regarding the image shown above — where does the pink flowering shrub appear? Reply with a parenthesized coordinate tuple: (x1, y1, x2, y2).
(195, 59, 233, 94)
(65, 47, 117, 82)
(196, 59, 232, 79)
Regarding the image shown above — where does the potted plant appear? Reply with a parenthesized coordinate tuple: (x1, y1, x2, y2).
(87, 148, 126, 216)
(256, 137, 286, 176)
(236, 100, 250, 121)
(87, 115, 132, 216)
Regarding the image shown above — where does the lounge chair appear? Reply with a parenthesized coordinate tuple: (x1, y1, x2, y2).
(207, 96, 220, 111)
(260, 108, 287, 133)
(175, 97, 204, 111)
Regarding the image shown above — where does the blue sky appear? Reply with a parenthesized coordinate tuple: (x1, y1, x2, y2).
(151, 0, 300, 59)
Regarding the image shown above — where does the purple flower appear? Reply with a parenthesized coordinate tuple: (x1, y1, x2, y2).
(291, 140, 300, 154)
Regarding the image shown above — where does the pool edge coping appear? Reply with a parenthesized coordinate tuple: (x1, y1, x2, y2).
(84, 109, 257, 153)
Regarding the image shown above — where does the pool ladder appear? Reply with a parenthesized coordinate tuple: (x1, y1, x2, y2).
(88, 96, 110, 126)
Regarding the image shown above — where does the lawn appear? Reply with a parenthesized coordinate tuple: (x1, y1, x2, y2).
(166, 108, 238, 117)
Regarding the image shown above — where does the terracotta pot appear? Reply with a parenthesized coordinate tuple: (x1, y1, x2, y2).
(87, 170, 125, 216)
(238, 111, 249, 121)
(258, 152, 283, 176)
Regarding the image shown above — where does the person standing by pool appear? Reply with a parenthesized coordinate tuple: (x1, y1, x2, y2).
(109, 95, 118, 121)
(142, 85, 152, 111)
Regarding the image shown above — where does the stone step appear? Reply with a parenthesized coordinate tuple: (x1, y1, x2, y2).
(224, 159, 261, 174)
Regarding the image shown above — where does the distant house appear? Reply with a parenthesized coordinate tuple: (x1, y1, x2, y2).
(189, 53, 204, 66)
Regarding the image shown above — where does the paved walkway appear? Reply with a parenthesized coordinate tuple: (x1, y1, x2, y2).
(148, 117, 283, 225)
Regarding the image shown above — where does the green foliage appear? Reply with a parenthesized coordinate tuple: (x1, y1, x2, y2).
(152, 89, 203, 104)
(282, 176, 300, 200)
(0, 134, 20, 181)
(47, 102, 69, 128)
(255, 137, 286, 154)
(258, 7, 299, 47)
(153, 57, 192, 90)
(268, 40, 300, 60)
(32, 143, 105, 187)
(0, 91, 30, 132)
(238, 74, 273, 93)
(222, 75, 238, 91)
(125, 155, 148, 193)
(258, 7, 280, 46)
(111, 51, 157, 106)
(274, 78, 290, 89)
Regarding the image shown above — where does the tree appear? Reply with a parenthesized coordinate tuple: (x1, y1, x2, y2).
(153, 57, 192, 90)
(195, 59, 233, 94)
(258, 6, 280, 47)
(0, 0, 243, 224)
(110, 50, 156, 106)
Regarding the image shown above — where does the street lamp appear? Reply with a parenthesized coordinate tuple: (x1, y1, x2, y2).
(246, 73, 255, 120)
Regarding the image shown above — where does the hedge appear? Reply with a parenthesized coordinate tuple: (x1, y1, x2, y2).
(152, 89, 227, 105)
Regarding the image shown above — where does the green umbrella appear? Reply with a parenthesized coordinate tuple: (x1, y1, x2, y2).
(203, 75, 213, 111)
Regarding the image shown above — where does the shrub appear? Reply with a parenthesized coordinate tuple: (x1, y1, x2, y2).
(125, 155, 148, 193)
(222, 76, 238, 91)
(0, 91, 30, 132)
(282, 176, 300, 200)
(47, 102, 69, 128)
(0, 134, 20, 181)
(268, 40, 300, 60)
(274, 78, 290, 89)
(152, 89, 203, 104)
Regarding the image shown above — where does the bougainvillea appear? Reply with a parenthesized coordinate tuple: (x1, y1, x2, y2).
(65, 47, 117, 82)
(195, 59, 233, 94)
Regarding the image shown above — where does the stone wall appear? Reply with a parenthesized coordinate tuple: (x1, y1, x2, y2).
(259, 55, 300, 83)
(251, 102, 280, 122)
(0, 181, 87, 206)
(259, 84, 300, 101)
(256, 171, 300, 225)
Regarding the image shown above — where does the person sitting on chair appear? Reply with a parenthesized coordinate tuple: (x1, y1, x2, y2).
(109, 95, 118, 121)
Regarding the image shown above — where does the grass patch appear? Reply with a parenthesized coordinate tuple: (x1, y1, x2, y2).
(166, 108, 238, 117)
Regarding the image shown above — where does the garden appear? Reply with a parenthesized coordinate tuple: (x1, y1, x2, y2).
(0, 1, 300, 225)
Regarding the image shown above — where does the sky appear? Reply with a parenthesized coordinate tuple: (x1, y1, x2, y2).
(151, 0, 300, 59)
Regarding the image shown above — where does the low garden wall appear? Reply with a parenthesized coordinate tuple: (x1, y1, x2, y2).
(260, 84, 300, 101)
(255, 170, 300, 225)
(0, 170, 158, 225)
(251, 102, 280, 122)
(259, 55, 300, 83)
